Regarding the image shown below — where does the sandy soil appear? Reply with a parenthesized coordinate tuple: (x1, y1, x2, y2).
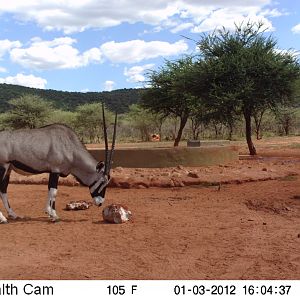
(0, 178, 299, 280)
(0, 137, 299, 280)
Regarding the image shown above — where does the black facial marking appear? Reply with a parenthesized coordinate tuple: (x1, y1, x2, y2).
(96, 161, 105, 173)
(89, 181, 97, 188)
(99, 187, 107, 198)
(91, 189, 99, 198)
(90, 180, 108, 198)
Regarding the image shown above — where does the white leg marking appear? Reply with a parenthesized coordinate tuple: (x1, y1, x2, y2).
(93, 196, 105, 206)
(45, 188, 59, 221)
(0, 192, 18, 219)
(0, 210, 8, 223)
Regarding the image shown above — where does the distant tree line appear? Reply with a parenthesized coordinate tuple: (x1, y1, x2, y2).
(0, 84, 144, 114)
(0, 93, 298, 146)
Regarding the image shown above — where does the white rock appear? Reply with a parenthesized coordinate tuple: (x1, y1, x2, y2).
(102, 204, 132, 224)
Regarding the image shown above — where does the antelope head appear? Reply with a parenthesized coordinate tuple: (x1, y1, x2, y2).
(90, 103, 117, 206)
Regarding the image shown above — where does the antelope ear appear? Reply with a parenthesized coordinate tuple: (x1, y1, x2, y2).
(96, 161, 105, 173)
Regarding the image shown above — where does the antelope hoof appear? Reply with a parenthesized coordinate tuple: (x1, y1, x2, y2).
(8, 212, 19, 220)
(45, 208, 58, 218)
(50, 217, 60, 223)
(0, 219, 8, 224)
(47, 211, 60, 222)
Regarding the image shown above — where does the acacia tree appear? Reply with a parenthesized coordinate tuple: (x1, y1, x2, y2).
(142, 56, 197, 146)
(125, 104, 163, 141)
(195, 21, 300, 155)
(275, 106, 297, 135)
(47, 109, 77, 129)
(4, 94, 53, 129)
(74, 103, 113, 143)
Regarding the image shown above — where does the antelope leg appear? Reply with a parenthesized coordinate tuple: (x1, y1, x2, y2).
(45, 173, 60, 221)
(0, 166, 18, 220)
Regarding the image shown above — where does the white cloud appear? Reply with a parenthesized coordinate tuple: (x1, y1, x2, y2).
(104, 80, 115, 91)
(261, 8, 289, 18)
(0, 73, 47, 89)
(192, 7, 274, 33)
(100, 40, 188, 63)
(0, 1, 276, 34)
(0, 39, 22, 58)
(0, 0, 178, 33)
(10, 37, 102, 70)
(0, 66, 7, 72)
(171, 22, 194, 33)
(9, 36, 187, 70)
(291, 24, 300, 34)
(124, 64, 155, 83)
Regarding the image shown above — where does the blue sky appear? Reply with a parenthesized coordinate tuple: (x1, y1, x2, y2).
(0, 0, 299, 92)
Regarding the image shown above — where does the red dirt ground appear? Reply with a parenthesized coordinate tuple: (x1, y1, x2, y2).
(0, 137, 299, 280)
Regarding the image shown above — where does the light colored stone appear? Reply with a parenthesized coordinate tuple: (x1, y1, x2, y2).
(102, 204, 132, 224)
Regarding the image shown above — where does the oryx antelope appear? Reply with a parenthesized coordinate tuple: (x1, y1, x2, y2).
(0, 105, 117, 223)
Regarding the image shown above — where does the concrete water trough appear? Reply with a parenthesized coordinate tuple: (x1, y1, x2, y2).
(88, 144, 238, 168)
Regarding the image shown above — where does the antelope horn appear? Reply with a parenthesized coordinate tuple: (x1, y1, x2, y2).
(102, 102, 109, 175)
(107, 112, 117, 175)
(101, 102, 118, 176)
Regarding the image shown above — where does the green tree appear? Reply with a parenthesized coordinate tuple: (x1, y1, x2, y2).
(0, 83, 143, 113)
(142, 56, 197, 146)
(74, 102, 114, 143)
(125, 104, 163, 141)
(47, 109, 77, 128)
(275, 106, 298, 136)
(4, 94, 53, 129)
(0, 113, 10, 130)
(195, 21, 300, 154)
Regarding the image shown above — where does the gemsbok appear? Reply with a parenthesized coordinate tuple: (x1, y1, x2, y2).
(0, 103, 117, 223)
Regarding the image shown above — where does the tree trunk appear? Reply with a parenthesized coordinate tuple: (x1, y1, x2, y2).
(253, 110, 264, 140)
(195, 128, 200, 140)
(255, 130, 260, 140)
(244, 112, 257, 155)
(158, 119, 163, 141)
(214, 123, 218, 138)
(284, 119, 290, 135)
(191, 119, 196, 140)
(254, 117, 259, 140)
(284, 125, 289, 135)
(174, 116, 188, 147)
(227, 122, 233, 140)
(191, 118, 201, 140)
